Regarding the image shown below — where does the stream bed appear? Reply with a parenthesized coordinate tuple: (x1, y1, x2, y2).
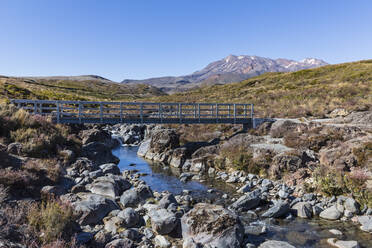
(112, 145, 371, 248)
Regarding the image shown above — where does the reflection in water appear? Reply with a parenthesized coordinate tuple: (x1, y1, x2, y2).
(112, 145, 371, 248)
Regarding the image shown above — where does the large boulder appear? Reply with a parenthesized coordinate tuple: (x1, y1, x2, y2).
(81, 142, 119, 166)
(181, 203, 244, 248)
(63, 192, 119, 226)
(230, 190, 261, 212)
(357, 215, 372, 233)
(262, 201, 290, 218)
(269, 120, 306, 138)
(291, 202, 312, 218)
(120, 184, 153, 207)
(86, 176, 131, 198)
(319, 205, 342, 220)
(149, 208, 178, 235)
(143, 129, 180, 160)
(82, 128, 119, 148)
(117, 208, 139, 228)
(270, 153, 303, 179)
(137, 139, 151, 157)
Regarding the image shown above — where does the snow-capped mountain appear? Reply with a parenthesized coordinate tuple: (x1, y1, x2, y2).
(122, 55, 328, 93)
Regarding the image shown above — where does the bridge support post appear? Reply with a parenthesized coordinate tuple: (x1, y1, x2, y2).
(242, 123, 249, 132)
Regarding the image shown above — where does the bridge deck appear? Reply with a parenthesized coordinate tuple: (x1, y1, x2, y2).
(10, 99, 254, 127)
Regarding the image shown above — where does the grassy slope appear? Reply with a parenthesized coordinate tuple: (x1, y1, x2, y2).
(0, 76, 165, 102)
(149, 60, 372, 118)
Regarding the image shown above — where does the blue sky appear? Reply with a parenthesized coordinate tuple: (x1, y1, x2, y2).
(0, 0, 371, 81)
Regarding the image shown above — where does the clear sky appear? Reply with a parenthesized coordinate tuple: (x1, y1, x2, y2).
(0, 0, 371, 81)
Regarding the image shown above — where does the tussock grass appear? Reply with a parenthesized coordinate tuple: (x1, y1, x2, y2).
(149, 60, 372, 118)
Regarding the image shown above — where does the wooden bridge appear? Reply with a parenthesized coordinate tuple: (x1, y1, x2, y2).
(10, 99, 255, 129)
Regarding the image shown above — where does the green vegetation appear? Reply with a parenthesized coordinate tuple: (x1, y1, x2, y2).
(150, 60, 372, 117)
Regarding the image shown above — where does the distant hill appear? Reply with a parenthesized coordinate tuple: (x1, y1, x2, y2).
(148, 60, 372, 118)
(0, 75, 165, 102)
(122, 55, 328, 93)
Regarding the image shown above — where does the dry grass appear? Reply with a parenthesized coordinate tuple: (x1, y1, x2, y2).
(149, 60, 372, 118)
(28, 199, 76, 244)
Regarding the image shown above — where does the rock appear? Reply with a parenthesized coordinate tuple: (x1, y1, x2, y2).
(6, 142, 22, 155)
(269, 119, 305, 138)
(82, 128, 118, 148)
(149, 208, 178, 235)
(121, 228, 141, 241)
(144, 228, 155, 239)
(237, 184, 251, 193)
(82, 142, 119, 165)
(258, 240, 296, 248)
(137, 139, 151, 157)
(154, 235, 171, 248)
(278, 189, 289, 199)
(319, 205, 342, 220)
(244, 223, 267, 235)
(270, 154, 303, 179)
(262, 201, 290, 218)
(181, 203, 244, 248)
(230, 190, 261, 211)
(87, 176, 131, 199)
(99, 163, 121, 175)
(104, 216, 123, 234)
(261, 179, 273, 188)
(70, 157, 98, 174)
(357, 215, 372, 233)
(120, 184, 153, 207)
(329, 229, 343, 236)
(327, 238, 359, 248)
(344, 198, 360, 214)
(59, 149, 75, 163)
(144, 129, 180, 160)
(69, 193, 119, 226)
(291, 202, 312, 218)
(105, 238, 134, 248)
(169, 147, 187, 168)
(328, 108, 349, 118)
(118, 208, 139, 228)
(158, 193, 178, 209)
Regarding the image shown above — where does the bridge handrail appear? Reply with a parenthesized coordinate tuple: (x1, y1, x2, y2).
(10, 99, 254, 125)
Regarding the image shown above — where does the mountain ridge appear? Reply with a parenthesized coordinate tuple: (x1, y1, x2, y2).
(122, 55, 328, 92)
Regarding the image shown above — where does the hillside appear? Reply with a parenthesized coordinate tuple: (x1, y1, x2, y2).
(149, 60, 372, 118)
(122, 55, 327, 93)
(0, 75, 165, 102)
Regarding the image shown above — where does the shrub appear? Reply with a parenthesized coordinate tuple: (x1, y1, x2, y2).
(28, 200, 75, 244)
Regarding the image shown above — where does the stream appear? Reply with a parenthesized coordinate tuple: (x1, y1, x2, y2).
(112, 145, 371, 248)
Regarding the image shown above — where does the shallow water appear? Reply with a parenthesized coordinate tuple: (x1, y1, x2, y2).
(112, 145, 372, 248)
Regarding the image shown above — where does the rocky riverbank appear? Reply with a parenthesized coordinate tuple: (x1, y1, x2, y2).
(1, 104, 371, 247)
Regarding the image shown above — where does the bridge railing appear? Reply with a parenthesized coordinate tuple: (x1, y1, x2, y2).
(10, 99, 254, 125)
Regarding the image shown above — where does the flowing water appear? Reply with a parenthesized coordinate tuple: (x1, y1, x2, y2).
(112, 145, 372, 248)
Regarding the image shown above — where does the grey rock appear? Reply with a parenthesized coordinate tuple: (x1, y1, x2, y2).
(230, 190, 261, 211)
(158, 193, 178, 209)
(238, 184, 251, 193)
(319, 205, 342, 220)
(344, 198, 360, 214)
(181, 203, 244, 248)
(258, 240, 295, 248)
(105, 238, 134, 248)
(100, 163, 120, 175)
(262, 201, 290, 218)
(154, 235, 171, 248)
(291, 202, 312, 218)
(120, 184, 153, 207)
(69, 193, 119, 226)
(327, 238, 360, 248)
(137, 139, 151, 157)
(357, 215, 372, 233)
(118, 208, 139, 228)
(149, 208, 178, 235)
